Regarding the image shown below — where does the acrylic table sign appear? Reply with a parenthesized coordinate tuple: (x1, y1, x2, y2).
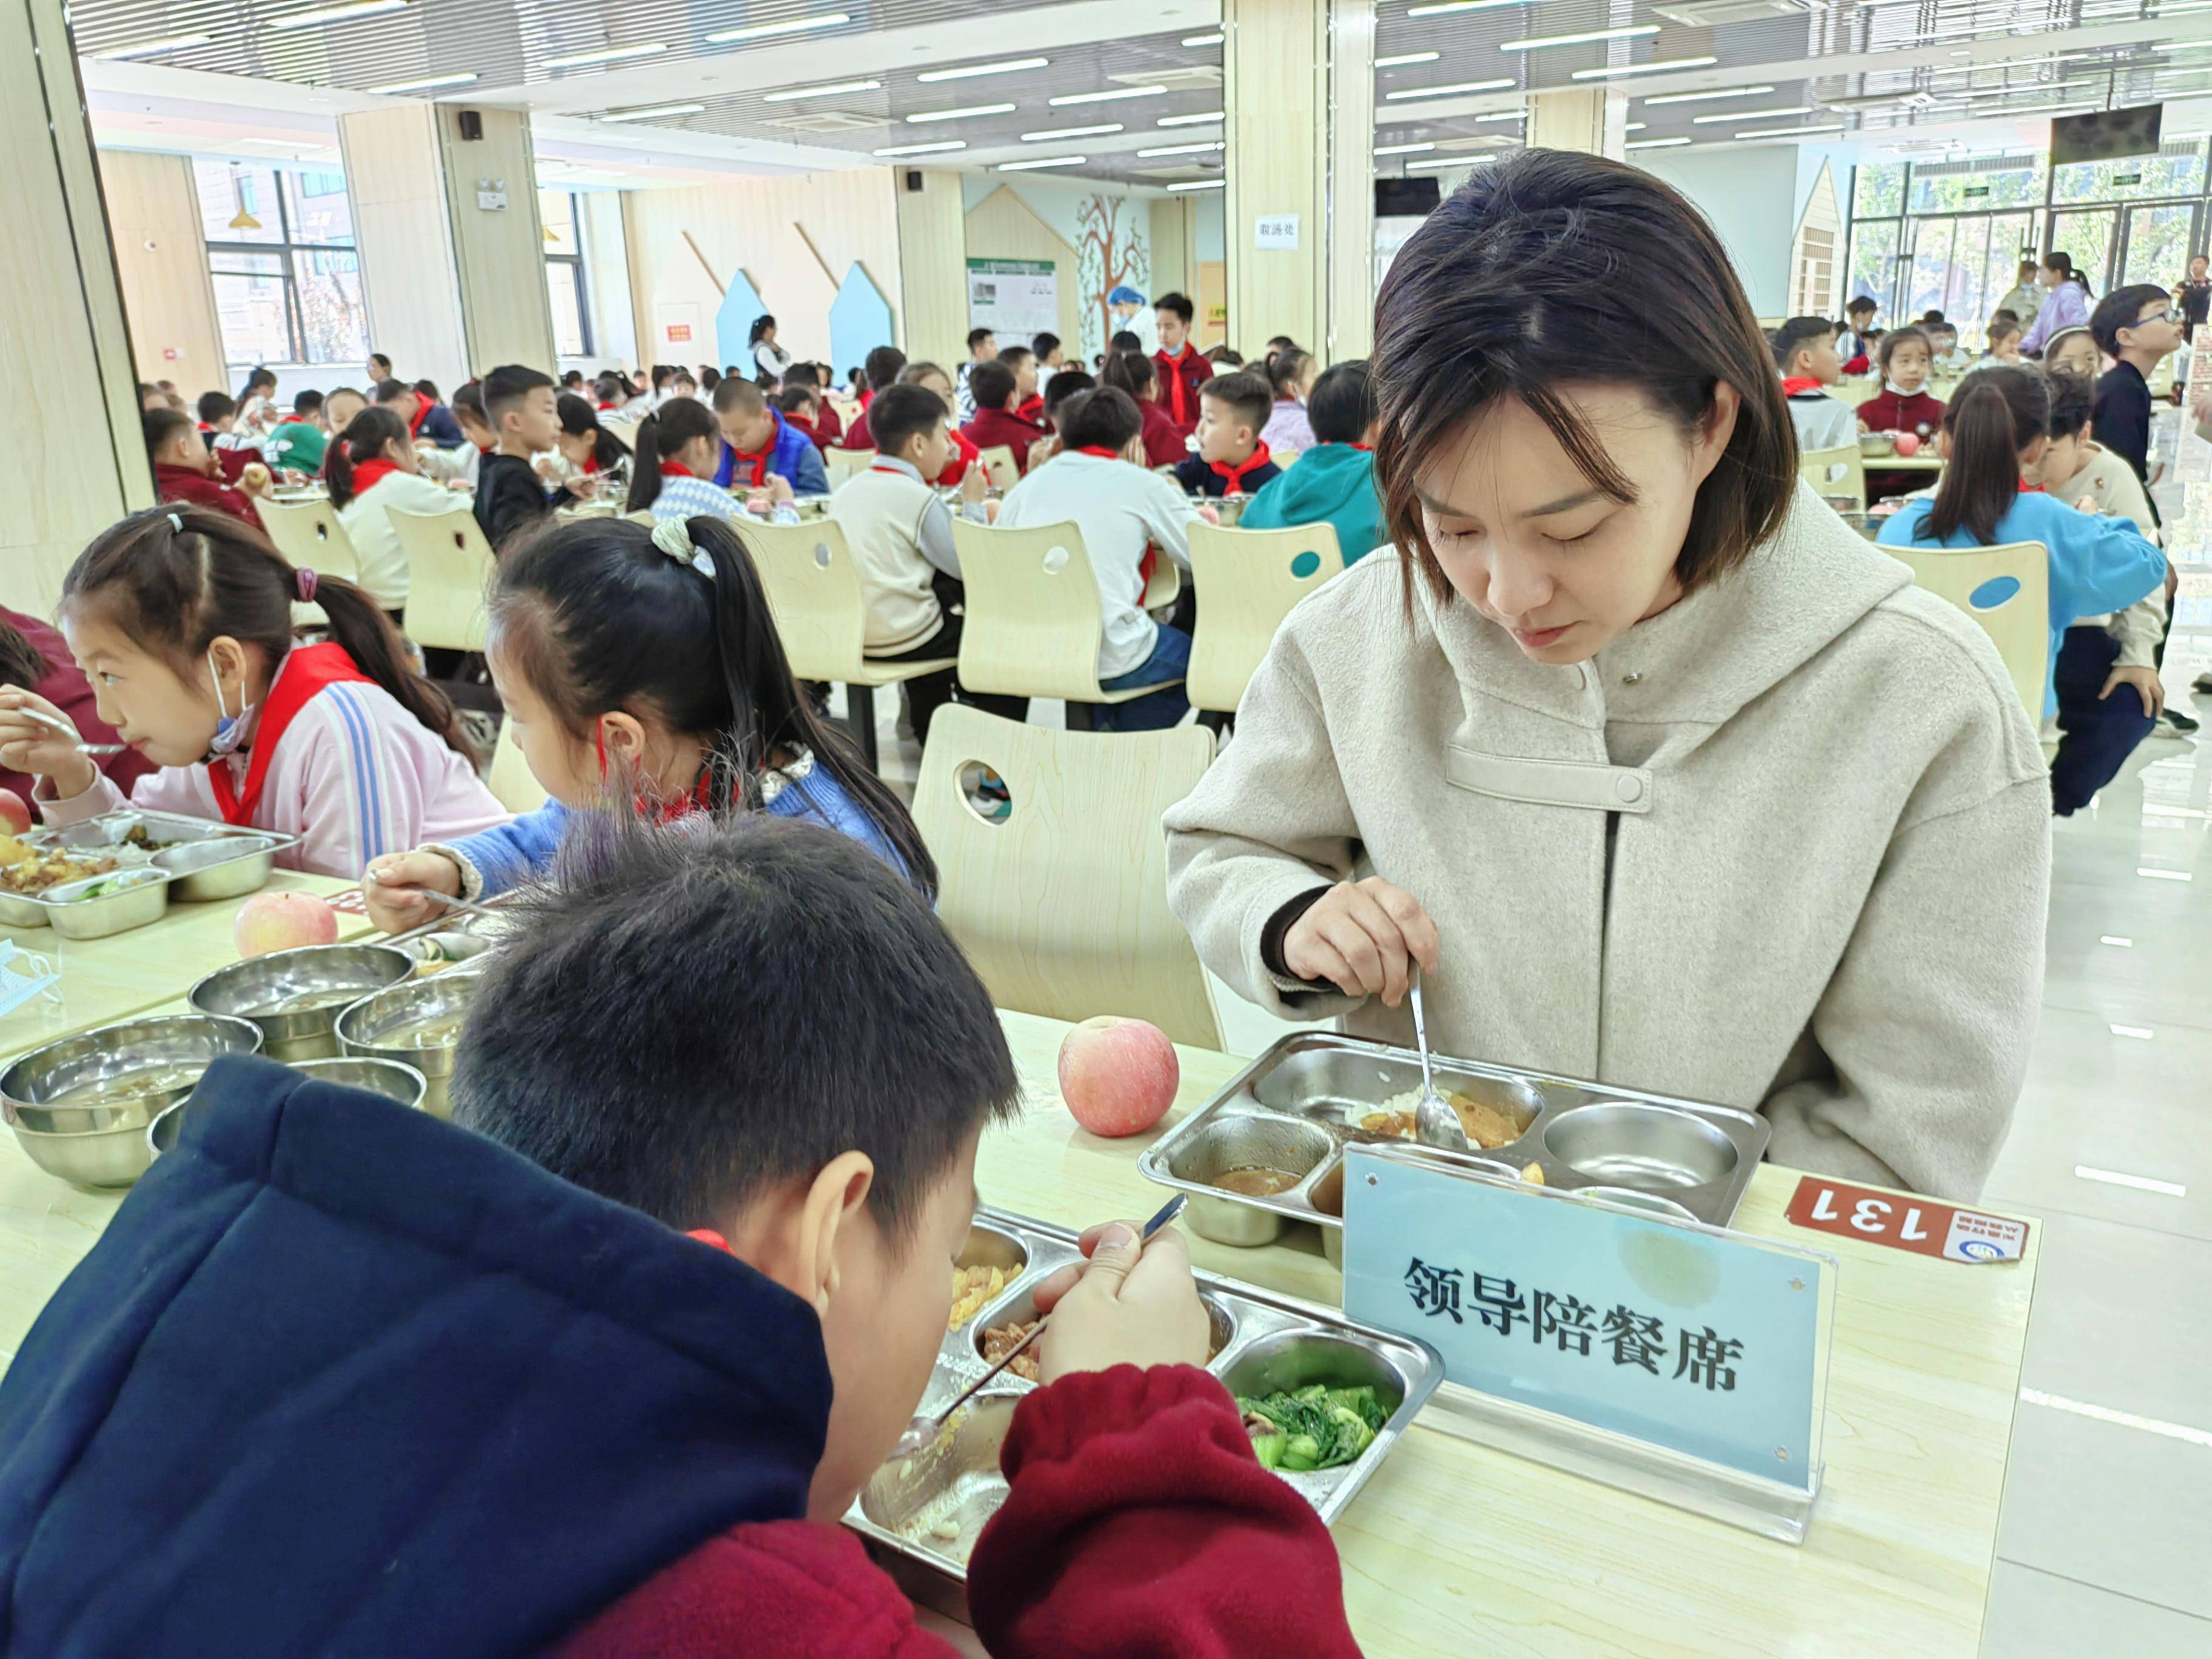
(1342, 1140, 1838, 1543)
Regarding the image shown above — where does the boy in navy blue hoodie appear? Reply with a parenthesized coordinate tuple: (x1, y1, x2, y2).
(0, 817, 1358, 1658)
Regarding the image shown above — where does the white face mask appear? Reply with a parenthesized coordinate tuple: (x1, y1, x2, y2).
(205, 648, 256, 762)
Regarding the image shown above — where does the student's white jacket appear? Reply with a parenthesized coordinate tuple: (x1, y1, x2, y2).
(338, 469, 464, 609)
(996, 451, 1201, 678)
(1164, 483, 2050, 1201)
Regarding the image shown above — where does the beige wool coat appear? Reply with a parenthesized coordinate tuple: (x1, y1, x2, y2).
(1164, 484, 2051, 1200)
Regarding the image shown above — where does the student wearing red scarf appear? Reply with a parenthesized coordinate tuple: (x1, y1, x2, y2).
(326, 404, 463, 617)
(710, 378, 830, 496)
(146, 408, 264, 530)
(959, 360, 1049, 477)
(1153, 291, 1213, 434)
(373, 376, 467, 448)
(1173, 373, 1282, 499)
(1769, 316, 1857, 454)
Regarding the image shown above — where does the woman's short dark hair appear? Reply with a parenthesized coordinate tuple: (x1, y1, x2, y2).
(1877, 326, 1932, 374)
(2043, 369, 2095, 440)
(1917, 365, 2048, 546)
(1371, 149, 1795, 608)
(1307, 361, 1375, 445)
(1060, 386, 1144, 452)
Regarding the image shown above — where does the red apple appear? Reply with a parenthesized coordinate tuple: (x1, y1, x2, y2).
(0, 789, 30, 837)
(1894, 432, 1922, 457)
(234, 890, 339, 959)
(1057, 1016, 1179, 1138)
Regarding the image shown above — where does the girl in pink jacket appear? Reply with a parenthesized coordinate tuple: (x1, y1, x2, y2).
(0, 505, 506, 878)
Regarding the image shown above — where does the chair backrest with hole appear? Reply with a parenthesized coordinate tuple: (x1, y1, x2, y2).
(258, 498, 363, 584)
(1273, 446, 1299, 471)
(977, 444, 1021, 492)
(1185, 521, 1346, 712)
(1888, 537, 2050, 720)
(735, 518, 869, 682)
(486, 716, 548, 813)
(914, 705, 1222, 1048)
(1797, 444, 1867, 513)
(825, 448, 874, 488)
(950, 518, 1117, 702)
(386, 505, 497, 652)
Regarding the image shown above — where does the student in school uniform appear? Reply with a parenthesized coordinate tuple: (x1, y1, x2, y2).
(954, 328, 997, 425)
(1174, 372, 1282, 500)
(1152, 292, 1213, 434)
(1261, 349, 1318, 456)
(147, 409, 264, 530)
(995, 346, 1042, 424)
(1838, 296, 1880, 372)
(997, 387, 1202, 732)
(711, 377, 829, 497)
(196, 393, 259, 483)
(840, 346, 907, 451)
(265, 390, 329, 475)
(374, 377, 467, 449)
(1770, 317, 1857, 454)
(551, 392, 629, 489)
(959, 360, 1049, 477)
(1022, 368, 1093, 472)
(0, 608, 155, 804)
(2088, 283, 2182, 490)
(899, 364, 983, 486)
(630, 397, 792, 526)
(1102, 349, 1188, 468)
(475, 365, 574, 548)
(776, 385, 831, 454)
(1166, 150, 2057, 1202)
(325, 404, 462, 618)
(1857, 327, 1948, 502)
(785, 362, 843, 446)
(1241, 361, 1387, 564)
(0, 506, 506, 878)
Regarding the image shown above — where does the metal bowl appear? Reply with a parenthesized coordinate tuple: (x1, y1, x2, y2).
(13, 1118, 164, 1188)
(189, 944, 416, 1062)
(1857, 431, 1897, 458)
(334, 970, 484, 1118)
(44, 867, 175, 940)
(147, 1055, 427, 1161)
(2, 1013, 264, 1135)
(1540, 1102, 1741, 1191)
(154, 834, 282, 902)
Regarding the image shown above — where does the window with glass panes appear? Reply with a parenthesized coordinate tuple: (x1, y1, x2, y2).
(540, 191, 592, 358)
(1845, 139, 2212, 343)
(193, 161, 368, 372)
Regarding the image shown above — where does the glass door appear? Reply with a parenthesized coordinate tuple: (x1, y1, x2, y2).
(2120, 203, 2200, 289)
(2047, 208, 2120, 293)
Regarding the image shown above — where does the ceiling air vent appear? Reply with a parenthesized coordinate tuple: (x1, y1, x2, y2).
(1654, 0, 1809, 23)
(760, 110, 884, 132)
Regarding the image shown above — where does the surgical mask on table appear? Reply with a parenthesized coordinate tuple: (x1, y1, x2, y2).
(0, 948, 59, 1021)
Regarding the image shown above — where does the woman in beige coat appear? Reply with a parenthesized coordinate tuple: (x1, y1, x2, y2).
(1164, 152, 2050, 1201)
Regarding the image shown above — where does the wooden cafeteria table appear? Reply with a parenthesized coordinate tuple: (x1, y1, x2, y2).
(0, 999, 2039, 1656)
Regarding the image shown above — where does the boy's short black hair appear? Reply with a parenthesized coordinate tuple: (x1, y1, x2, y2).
(1770, 315, 1838, 372)
(291, 390, 324, 415)
(144, 407, 193, 457)
(1200, 370, 1271, 435)
(2044, 368, 2096, 440)
(868, 381, 950, 459)
(414, 378, 441, 401)
(196, 390, 235, 424)
(1205, 345, 1244, 367)
(374, 377, 416, 406)
(967, 326, 996, 352)
(1060, 386, 1143, 452)
(783, 361, 822, 389)
(1845, 296, 1877, 319)
(997, 345, 1033, 377)
(966, 359, 1017, 412)
(483, 364, 554, 422)
(711, 376, 766, 416)
(2091, 283, 2171, 356)
(774, 384, 817, 416)
(1155, 292, 1195, 324)
(865, 344, 908, 391)
(452, 816, 1019, 1236)
(1307, 360, 1375, 444)
(1041, 367, 1094, 420)
(452, 380, 487, 422)
(1031, 331, 1059, 358)
(1109, 329, 1141, 353)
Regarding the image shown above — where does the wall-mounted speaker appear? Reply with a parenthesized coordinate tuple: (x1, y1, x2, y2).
(458, 110, 484, 141)
(905, 169, 925, 192)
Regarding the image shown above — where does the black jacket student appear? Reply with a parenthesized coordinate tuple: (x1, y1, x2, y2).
(474, 451, 574, 548)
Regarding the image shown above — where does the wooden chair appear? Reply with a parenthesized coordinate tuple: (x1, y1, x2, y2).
(258, 497, 363, 584)
(913, 706, 1223, 1048)
(386, 504, 497, 653)
(485, 716, 548, 814)
(1799, 444, 1867, 512)
(1185, 521, 1346, 714)
(950, 518, 1182, 726)
(1888, 539, 2050, 721)
(824, 447, 874, 489)
(977, 444, 1021, 492)
(736, 517, 955, 773)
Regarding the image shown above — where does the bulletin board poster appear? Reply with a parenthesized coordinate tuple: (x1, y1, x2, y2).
(967, 259, 1058, 339)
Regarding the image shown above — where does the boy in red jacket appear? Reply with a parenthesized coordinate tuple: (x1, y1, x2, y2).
(146, 406, 264, 528)
(1155, 290, 1213, 433)
(959, 358, 1049, 476)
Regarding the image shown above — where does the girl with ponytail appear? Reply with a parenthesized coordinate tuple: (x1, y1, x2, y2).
(326, 404, 463, 615)
(0, 504, 506, 876)
(360, 512, 933, 930)
(1879, 365, 2167, 748)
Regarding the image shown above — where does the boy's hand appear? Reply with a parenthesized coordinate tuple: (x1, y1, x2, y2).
(768, 475, 796, 504)
(362, 850, 463, 933)
(569, 473, 602, 501)
(1031, 1221, 1210, 1382)
(0, 689, 99, 799)
(1282, 876, 1440, 1007)
(960, 460, 988, 503)
(2101, 664, 2165, 719)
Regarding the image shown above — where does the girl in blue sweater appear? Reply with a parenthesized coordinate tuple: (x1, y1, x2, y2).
(362, 514, 933, 928)
(1878, 366, 2165, 747)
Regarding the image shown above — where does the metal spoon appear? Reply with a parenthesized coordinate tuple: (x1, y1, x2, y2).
(885, 1193, 1188, 1464)
(1409, 966, 1470, 1154)
(362, 866, 505, 920)
(12, 706, 127, 757)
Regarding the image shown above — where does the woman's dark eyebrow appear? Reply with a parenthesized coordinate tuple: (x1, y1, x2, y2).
(1415, 485, 1609, 520)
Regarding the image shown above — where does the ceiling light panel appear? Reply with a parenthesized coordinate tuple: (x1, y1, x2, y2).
(906, 101, 1017, 122)
(1643, 84, 1775, 102)
(1573, 56, 1718, 79)
(1050, 85, 1168, 104)
(1384, 78, 1519, 99)
(705, 12, 849, 44)
(761, 78, 882, 101)
(917, 56, 1048, 81)
(1502, 24, 1659, 49)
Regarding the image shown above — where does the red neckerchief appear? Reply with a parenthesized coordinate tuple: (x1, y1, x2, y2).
(350, 458, 401, 494)
(726, 440, 771, 489)
(594, 725, 713, 823)
(1016, 394, 1045, 423)
(1780, 377, 1825, 396)
(785, 412, 817, 438)
(597, 400, 617, 412)
(859, 387, 874, 410)
(1158, 343, 1193, 425)
(196, 422, 215, 434)
(581, 451, 601, 475)
(2019, 481, 2045, 493)
(936, 428, 979, 488)
(660, 460, 695, 479)
(407, 398, 431, 438)
(1076, 444, 1121, 459)
(207, 643, 375, 828)
(1349, 442, 1374, 451)
(1210, 441, 1273, 492)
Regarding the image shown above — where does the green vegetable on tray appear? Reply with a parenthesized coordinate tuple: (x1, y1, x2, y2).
(1235, 1384, 1387, 1473)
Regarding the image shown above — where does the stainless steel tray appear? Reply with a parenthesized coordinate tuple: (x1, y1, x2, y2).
(22, 811, 297, 904)
(1138, 1033, 1771, 1246)
(846, 1204, 1442, 1615)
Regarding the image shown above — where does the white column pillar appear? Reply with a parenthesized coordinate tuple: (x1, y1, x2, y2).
(338, 104, 470, 390)
(1528, 87, 1628, 161)
(434, 105, 557, 374)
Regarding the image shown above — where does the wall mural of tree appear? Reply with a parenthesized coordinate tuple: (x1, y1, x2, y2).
(1075, 193, 1151, 361)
